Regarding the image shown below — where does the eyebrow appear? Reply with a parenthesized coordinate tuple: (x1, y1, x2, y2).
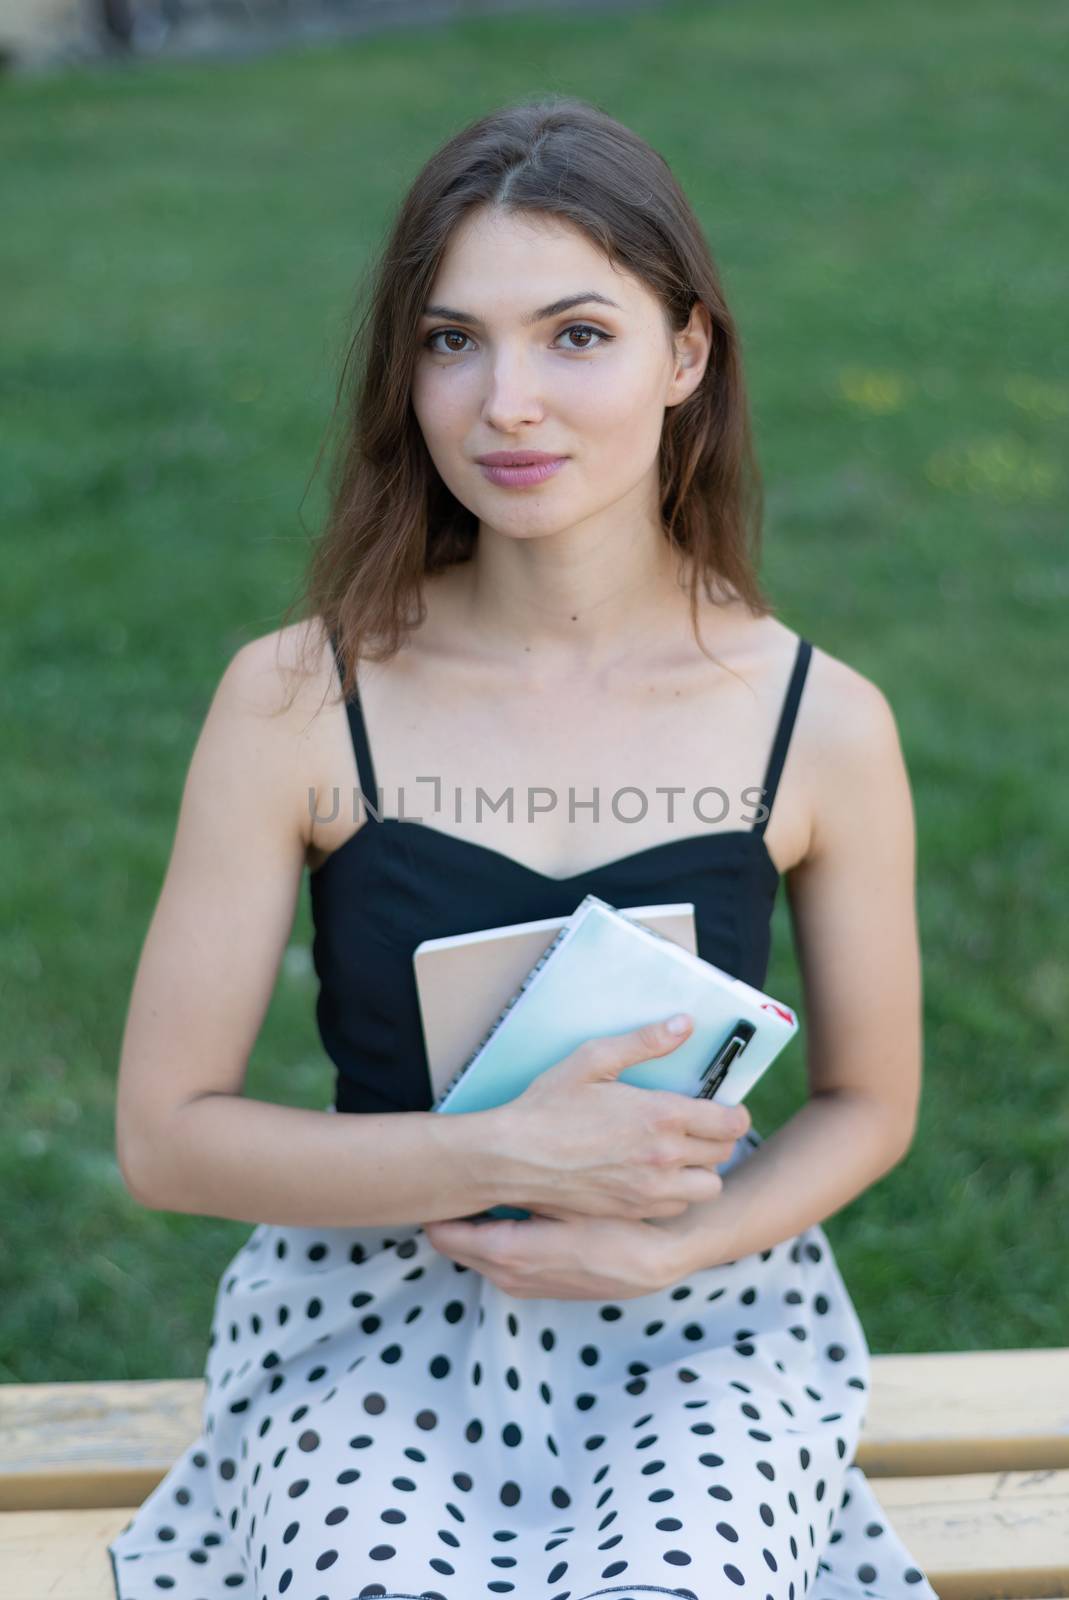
(420, 291, 623, 327)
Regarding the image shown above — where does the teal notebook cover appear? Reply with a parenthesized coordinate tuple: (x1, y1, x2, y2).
(432, 893, 798, 1220)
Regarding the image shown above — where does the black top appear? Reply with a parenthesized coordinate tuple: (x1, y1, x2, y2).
(310, 633, 813, 1115)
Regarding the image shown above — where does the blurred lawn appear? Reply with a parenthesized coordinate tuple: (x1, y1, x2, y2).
(2, 0, 1066, 1383)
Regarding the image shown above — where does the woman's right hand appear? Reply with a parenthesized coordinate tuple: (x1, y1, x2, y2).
(492, 1015, 751, 1221)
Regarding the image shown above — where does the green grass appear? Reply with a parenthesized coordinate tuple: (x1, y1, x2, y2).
(2, 0, 1066, 1382)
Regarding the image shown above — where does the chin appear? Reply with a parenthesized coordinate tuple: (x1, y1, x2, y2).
(483, 517, 579, 542)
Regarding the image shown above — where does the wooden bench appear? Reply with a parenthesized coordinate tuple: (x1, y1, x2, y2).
(2, 1349, 1067, 1598)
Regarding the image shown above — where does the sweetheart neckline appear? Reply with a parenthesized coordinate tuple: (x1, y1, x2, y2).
(309, 813, 781, 886)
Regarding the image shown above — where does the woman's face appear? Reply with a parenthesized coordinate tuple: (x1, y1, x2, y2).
(410, 206, 709, 543)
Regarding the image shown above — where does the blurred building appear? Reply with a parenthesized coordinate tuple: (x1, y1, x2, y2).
(0, 0, 85, 67)
(1, 0, 660, 71)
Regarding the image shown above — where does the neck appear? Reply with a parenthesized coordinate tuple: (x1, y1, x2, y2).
(455, 516, 697, 680)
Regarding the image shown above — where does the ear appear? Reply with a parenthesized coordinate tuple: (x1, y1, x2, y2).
(665, 300, 713, 408)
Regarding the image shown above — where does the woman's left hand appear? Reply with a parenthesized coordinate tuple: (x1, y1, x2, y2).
(422, 1209, 689, 1300)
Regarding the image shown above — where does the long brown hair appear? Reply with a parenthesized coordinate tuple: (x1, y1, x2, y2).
(279, 92, 773, 706)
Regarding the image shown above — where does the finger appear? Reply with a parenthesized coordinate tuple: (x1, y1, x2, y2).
(574, 1015, 694, 1082)
(680, 1132, 741, 1165)
(672, 1163, 727, 1202)
(427, 1219, 514, 1263)
(687, 1101, 751, 1140)
(423, 1221, 482, 1258)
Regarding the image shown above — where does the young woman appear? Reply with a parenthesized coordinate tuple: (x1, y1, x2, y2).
(109, 96, 937, 1600)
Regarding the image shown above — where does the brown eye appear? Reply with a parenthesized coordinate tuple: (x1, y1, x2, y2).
(558, 324, 613, 350)
(424, 329, 472, 354)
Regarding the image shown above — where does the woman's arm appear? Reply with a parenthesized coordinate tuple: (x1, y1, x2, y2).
(114, 628, 508, 1229)
(658, 656, 923, 1275)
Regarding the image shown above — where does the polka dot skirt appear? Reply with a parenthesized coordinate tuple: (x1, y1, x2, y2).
(107, 1126, 939, 1599)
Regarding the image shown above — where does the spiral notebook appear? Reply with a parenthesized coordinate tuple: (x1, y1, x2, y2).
(428, 892, 799, 1219)
(431, 892, 797, 1115)
(414, 902, 698, 1104)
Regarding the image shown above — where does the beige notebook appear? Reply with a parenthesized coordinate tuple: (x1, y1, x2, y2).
(414, 903, 697, 1103)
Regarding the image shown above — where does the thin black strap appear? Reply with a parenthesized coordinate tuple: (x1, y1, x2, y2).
(327, 629, 380, 821)
(753, 637, 812, 837)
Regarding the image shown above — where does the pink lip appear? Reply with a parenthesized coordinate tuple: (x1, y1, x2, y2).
(476, 453, 568, 488)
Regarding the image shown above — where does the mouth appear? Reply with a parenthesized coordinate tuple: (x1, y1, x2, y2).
(475, 451, 568, 488)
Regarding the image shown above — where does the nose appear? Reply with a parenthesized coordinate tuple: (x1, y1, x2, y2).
(480, 348, 545, 433)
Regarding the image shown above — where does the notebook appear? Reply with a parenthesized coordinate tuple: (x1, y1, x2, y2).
(428, 892, 799, 1219)
(414, 902, 698, 1104)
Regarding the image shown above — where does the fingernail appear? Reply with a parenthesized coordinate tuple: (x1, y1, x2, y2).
(665, 1013, 691, 1035)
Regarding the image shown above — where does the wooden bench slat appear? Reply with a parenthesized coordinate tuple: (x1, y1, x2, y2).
(875, 1469, 1069, 1600)
(4, 1477, 1068, 1600)
(0, 1379, 203, 1512)
(860, 1349, 1069, 1476)
(3, 1351, 1068, 1512)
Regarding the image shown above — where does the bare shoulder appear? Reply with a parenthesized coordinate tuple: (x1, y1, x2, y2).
(227, 615, 336, 718)
(216, 616, 339, 849)
(793, 638, 912, 865)
(768, 636, 921, 1131)
(800, 639, 902, 752)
